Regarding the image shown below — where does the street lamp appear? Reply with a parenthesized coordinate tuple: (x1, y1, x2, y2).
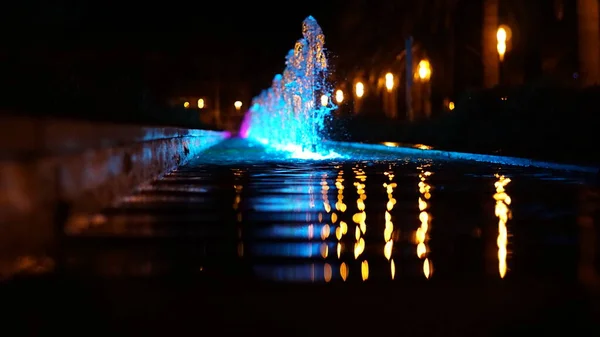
(417, 60, 431, 81)
(335, 89, 344, 103)
(183, 101, 190, 108)
(234, 101, 242, 111)
(496, 25, 511, 61)
(497, 28, 507, 61)
(355, 82, 364, 98)
(385, 73, 394, 92)
(197, 98, 205, 109)
(320, 94, 329, 107)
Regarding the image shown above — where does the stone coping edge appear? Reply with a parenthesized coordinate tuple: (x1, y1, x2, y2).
(0, 122, 229, 268)
(0, 115, 227, 157)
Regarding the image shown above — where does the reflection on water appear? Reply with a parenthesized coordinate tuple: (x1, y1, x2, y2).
(352, 166, 368, 280)
(494, 174, 512, 278)
(9, 139, 596, 288)
(416, 167, 433, 279)
(334, 168, 349, 280)
(383, 165, 396, 279)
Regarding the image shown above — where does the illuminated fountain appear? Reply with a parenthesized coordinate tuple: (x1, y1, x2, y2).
(240, 16, 340, 160)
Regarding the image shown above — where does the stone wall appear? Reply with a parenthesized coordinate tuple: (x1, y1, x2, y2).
(0, 115, 229, 278)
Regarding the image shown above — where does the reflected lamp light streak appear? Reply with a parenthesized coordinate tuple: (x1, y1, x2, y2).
(352, 166, 369, 281)
(416, 169, 433, 279)
(352, 167, 368, 261)
(334, 169, 347, 262)
(494, 174, 512, 278)
(383, 165, 397, 279)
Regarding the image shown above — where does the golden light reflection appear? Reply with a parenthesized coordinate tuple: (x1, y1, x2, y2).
(335, 169, 347, 213)
(321, 174, 331, 213)
(416, 168, 433, 279)
(414, 144, 433, 150)
(340, 262, 348, 281)
(361, 260, 369, 281)
(320, 243, 329, 258)
(334, 169, 347, 260)
(324, 263, 332, 282)
(383, 165, 397, 279)
(352, 166, 368, 261)
(494, 174, 512, 278)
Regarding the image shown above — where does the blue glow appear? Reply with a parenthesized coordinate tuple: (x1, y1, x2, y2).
(254, 224, 330, 239)
(241, 16, 343, 160)
(253, 263, 339, 282)
(248, 197, 319, 212)
(251, 242, 334, 258)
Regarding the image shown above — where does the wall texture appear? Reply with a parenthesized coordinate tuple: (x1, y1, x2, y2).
(0, 116, 228, 279)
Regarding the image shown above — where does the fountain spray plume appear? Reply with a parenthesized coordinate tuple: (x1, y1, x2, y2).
(240, 16, 341, 159)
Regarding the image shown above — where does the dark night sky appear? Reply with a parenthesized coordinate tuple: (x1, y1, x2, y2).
(2, 0, 338, 94)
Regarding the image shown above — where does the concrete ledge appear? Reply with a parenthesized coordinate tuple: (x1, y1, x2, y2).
(0, 116, 228, 278)
(326, 140, 599, 174)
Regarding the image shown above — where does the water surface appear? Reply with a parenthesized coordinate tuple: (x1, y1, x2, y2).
(3, 138, 600, 336)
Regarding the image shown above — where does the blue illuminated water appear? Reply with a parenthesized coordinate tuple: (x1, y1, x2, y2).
(240, 16, 340, 160)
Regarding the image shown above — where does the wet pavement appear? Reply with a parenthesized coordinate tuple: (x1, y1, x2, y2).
(2, 138, 600, 336)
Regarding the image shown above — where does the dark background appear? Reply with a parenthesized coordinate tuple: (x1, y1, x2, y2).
(0, 0, 337, 95)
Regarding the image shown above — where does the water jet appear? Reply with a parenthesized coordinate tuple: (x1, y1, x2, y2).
(241, 16, 341, 160)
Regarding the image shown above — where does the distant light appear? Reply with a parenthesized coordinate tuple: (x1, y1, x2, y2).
(496, 27, 507, 42)
(320, 94, 329, 107)
(448, 101, 455, 110)
(234, 101, 243, 110)
(355, 82, 364, 98)
(335, 89, 344, 103)
(417, 60, 431, 81)
(183, 101, 190, 108)
(197, 98, 205, 109)
(496, 25, 511, 61)
(385, 73, 394, 92)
